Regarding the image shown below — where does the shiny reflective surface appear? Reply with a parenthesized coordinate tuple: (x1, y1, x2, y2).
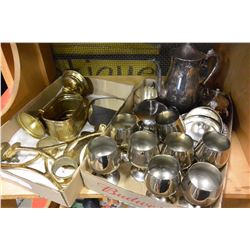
(161, 132, 194, 170)
(134, 99, 168, 132)
(133, 79, 158, 105)
(195, 131, 231, 169)
(184, 115, 222, 144)
(17, 112, 46, 139)
(156, 109, 185, 142)
(65, 124, 106, 165)
(145, 155, 181, 197)
(186, 106, 223, 125)
(62, 70, 93, 96)
(158, 44, 219, 113)
(181, 162, 223, 207)
(87, 136, 121, 175)
(130, 166, 147, 182)
(105, 170, 120, 185)
(42, 93, 88, 142)
(128, 131, 158, 169)
(110, 113, 138, 148)
(52, 156, 78, 182)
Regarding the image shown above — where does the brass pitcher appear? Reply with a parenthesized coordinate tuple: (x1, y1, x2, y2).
(157, 44, 220, 113)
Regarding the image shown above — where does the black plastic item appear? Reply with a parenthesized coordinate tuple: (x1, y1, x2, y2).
(1, 73, 8, 95)
(72, 199, 101, 208)
(88, 105, 117, 127)
(81, 199, 100, 208)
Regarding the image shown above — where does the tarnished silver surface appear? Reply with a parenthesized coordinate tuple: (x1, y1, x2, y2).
(128, 130, 159, 170)
(110, 113, 138, 149)
(195, 131, 231, 169)
(161, 132, 194, 171)
(157, 44, 220, 113)
(156, 109, 185, 142)
(86, 136, 121, 175)
(145, 155, 181, 198)
(181, 162, 223, 207)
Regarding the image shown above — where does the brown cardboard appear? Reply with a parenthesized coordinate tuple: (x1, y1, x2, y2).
(0, 77, 134, 207)
(81, 160, 177, 208)
(80, 155, 227, 208)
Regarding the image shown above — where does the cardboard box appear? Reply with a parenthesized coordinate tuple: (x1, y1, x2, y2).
(80, 82, 233, 208)
(0, 77, 134, 206)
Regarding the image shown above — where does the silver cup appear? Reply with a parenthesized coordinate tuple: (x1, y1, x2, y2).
(86, 136, 121, 185)
(195, 131, 231, 169)
(156, 109, 185, 142)
(133, 99, 168, 132)
(181, 162, 223, 207)
(161, 132, 194, 171)
(128, 130, 159, 182)
(145, 155, 181, 199)
(110, 113, 138, 150)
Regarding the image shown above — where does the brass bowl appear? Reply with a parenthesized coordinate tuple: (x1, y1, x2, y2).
(17, 112, 46, 139)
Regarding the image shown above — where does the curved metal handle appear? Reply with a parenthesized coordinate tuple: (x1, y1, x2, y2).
(202, 49, 220, 85)
(152, 59, 162, 94)
(87, 96, 125, 123)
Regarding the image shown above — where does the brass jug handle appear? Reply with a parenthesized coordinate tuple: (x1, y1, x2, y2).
(201, 49, 220, 85)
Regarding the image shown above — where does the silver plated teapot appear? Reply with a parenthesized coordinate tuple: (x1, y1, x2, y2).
(157, 44, 219, 113)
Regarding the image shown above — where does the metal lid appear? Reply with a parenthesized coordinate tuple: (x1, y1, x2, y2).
(173, 44, 205, 61)
(62, 70, 93, 96)
(17, 112, 46, 139)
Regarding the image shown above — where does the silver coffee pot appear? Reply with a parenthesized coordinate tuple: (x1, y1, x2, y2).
(157, 44, 219, 113)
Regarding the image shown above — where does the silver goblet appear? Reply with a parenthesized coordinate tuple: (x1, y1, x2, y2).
(86, 136, 121, 185)
(181, 162, 223, 207)
(161, 132, 194, 171)
(145, 154, 181, 202)
(195, 131, 231, 169)
(156, 109, 185, 142)
(128, 130, 159, 182)
(110, 113, 138, 151)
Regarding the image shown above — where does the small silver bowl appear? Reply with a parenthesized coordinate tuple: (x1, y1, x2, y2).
(145, 154, 181, 198)
(181, 162, 223, 207)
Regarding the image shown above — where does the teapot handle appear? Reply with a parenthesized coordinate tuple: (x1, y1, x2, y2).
(201, 49, 220, 85)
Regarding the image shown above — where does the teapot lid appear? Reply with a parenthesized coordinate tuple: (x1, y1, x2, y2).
(173, 44, 205, 61)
